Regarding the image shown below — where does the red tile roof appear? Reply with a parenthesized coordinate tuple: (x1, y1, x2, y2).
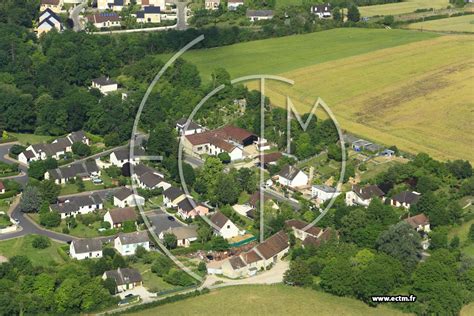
(404, 213, 429, 228)
(255, 231, 288, 260)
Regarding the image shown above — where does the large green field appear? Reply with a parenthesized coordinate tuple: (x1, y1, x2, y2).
(129, 285, 407, 316)
(408, 15, 474, 33)
(173, 28, 473, 162)
(360, 0, 449, 17)
(175, 28, 437, 82)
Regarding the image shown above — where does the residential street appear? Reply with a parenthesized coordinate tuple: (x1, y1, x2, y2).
(262, 187, 301, 211)
(70, 1, 87, 32)
(147, 209, 184, 236)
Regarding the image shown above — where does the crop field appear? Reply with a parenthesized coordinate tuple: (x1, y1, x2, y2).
(408, 15, 474, 33)
(130, 285, 406, 316)
(359, 0, 449, 17)
(175, 29, 473, 162)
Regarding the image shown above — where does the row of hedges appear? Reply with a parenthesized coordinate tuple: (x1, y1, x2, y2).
(110, 288, 209, 315)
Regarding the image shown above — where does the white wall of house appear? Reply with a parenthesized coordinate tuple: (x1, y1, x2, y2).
(114, 238, 150, 256)
(278, 171, 308, 188)
(113, 195, 145, 208)
(311, 187, 340, 202)
(215, 219, 239, 239)
(70, 243, 103, 260)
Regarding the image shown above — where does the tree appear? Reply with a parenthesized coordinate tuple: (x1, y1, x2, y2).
(198, 224, 213, 243)
(446, 160, 472, 179)
(430, 228, 448, 250)
(283, 259, 313, 287)
(332, 7, 342, 21)
(217, 152, 231, 164)
(469, 224, 474, 242)
(214, 173, 240, 205)
(32, 235, 51, 249)
(20, 185, 42, 213)
(28, 161, 46, 180)
(347, 5, 360, 22)
(151, 255, 172, 277)
(39, 211, 61, 227)
(320, 259, 355, 296)
(163, 233, 177, 249)
(236, 168, 256, 193)
(382, 15, 394, 26)
(112, 254, 126, 268)
(40, 179, 60, 204)
(376, 222, 422, 272)
(76, 177, 85, 192)
(71, 142, 91, 157)
(102, 278, 117, 295)
(147, 123, 178, 158)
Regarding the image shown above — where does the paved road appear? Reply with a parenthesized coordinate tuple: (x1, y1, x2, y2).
(0, 143, 28, 187)
(184, 154, 204, 168)
(70, 1, 87, 32)
(175, 0, 189, 31)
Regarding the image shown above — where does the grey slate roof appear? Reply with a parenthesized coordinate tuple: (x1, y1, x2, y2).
(163, 187, 184, 201)
(209, 211, 230, 230)
(392, 191, 421, 205)
(139, 172, 163, 188)
(246, 9, 273, 17)
(104, 268, 142, 286)
(117, 231, 149, 245)
(72, 238, 102, 253)
(114, 187, 134, 201)
(278, 165, 302, 181)
(313, 184, 337, 193)
(176, 118, 202, 130)
(92, 76, 116, 86)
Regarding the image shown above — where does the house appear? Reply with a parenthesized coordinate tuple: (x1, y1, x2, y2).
(209, 211, 239, 239)
(37, 8, 62, 35)
(311, 185, 341, 203)
(86, 12, 121, 29)
(114, 231, 150, 256)
(311, 3, 331, 18)
(70, 239, 103, 260)
(104, 207, 137, 228)
(40, 0, 63, 13)
(302, 227, 335, 248)
(50, 193, 103, 219)
(163, 186, 186, 208)
(0, 182, 5, 195)
(159, 226, 198, 247)
(216, 231, 289, 278)
(380, 149, 395, 157)
(136, 6, 162, 23)
(285, 219, 323, 241)
(257, 152, 282, 169)
(176, 118, 203, 136)
(113, 187, 145, 208)
(109, 147, 145, 167)
(97, 0, 129, 10)
(254, 137, 271, 152)
(136, 0, 165, 7)
(227, 0, 244, 10)
(183, 125, 257, 162)
(390, 191, 421, 209)
(351, 139, 382, 153)
(177, 198, 209, 220)
(345, 184, 385, 207)
(247, 190, 278, 210)
(91, 76, 118, 95)
(205, 0, 220, 10)
(102, 268, 142, 293)
(45, 160, 100, 184)
(246, 10, 274, 21)
(137, 171, 171, 191)
(276, 165, 308, 188)
(404, 213, 430, 233)
(18, 131, 89, 164)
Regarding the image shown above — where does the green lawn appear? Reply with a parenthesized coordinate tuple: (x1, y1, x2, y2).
(169, 28, 437, 82)
(0, 235, 66, 266)
(9, 132, 55, 146)
(448, 219, 474, 243)
(0, 198, 13, 214)
(408, 15, 474, 33)
(360, 0, 449, 17)
(131, 261, 178, 293)
(129, 285, 408, 316)
(359, 160, 400, 182)
(59, 180, 106, 195)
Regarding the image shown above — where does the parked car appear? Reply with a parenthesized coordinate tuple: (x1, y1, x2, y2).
(167, 216, 175, 221)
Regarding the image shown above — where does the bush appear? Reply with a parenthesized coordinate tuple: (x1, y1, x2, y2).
(71, 142, 91, 157)
(62, 227, 70, 234)
(32, 235, 51, 249)
(39, 211, 61, 227)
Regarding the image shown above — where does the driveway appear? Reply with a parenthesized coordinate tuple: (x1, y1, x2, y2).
(147, 209, 184, 236)
(202, 259, 289, 289)
(70, 1, 87, 32)
(263, 188, 301, 211)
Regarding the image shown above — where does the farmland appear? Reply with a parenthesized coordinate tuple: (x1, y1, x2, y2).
(175, 29, 473, 162)
(408, 15, 474, 33)
(359, 0, 449, 17)
(129, 285, 407, 316)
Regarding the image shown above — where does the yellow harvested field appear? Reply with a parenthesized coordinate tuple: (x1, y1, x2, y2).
(360, 0, 449, 17)
(255, 35, 474, 162)
(408, 15, 474, 33)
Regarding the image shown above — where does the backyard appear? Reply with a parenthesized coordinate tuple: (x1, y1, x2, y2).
(0, 235, 66, 266)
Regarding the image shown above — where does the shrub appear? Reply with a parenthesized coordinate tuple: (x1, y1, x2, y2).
(39, 211, 61, 227)
(32, 235, 50, 249)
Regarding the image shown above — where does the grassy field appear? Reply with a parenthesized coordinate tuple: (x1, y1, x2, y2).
(175, 29, 472, 162)
(0, 235, 66, 266)
(461, 303, 474, 316)
(174, 28, 437, 82)
(408, 15, 474, 33)
(360, 0, 449, 17)
(129, 285, 407, 316)
(9, 132, 55, 145)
